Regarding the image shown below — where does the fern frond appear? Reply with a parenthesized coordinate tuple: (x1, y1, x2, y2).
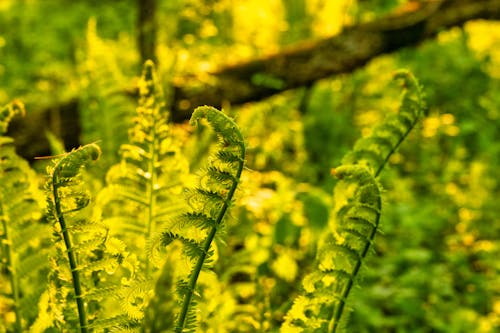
(0, 100, 49, 332)
(283, 71, 426, 333)
(96, 60, 189, 281)
(46, 143, 136, 332)
(78, 18, 135, 173)
(46, 144, 101, 332)
(154, 106, 245, 333)
(342, 70, 426, 176)
(0, 99, 25, 135)
(282, 166, 381, 333)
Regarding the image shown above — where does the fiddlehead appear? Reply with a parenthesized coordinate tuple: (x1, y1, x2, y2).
(0, 100, 25, 135)
(342, 70, 426, 176)
(282, 70, 426, 332)
(158, 106, 245, 333)
(46, 143, 134, 332)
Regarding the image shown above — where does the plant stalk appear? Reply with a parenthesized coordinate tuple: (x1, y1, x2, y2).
(52, 173, 88, 333)
(175, 148, 245, 333)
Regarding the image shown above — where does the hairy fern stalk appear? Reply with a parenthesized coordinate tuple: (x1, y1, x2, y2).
(157, 106, 246, 333)
(282, 70, 426, 332)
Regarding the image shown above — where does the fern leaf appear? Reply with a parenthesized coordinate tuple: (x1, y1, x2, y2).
(78, 18, 135, 174)
(342, 69, 426, 176)
(282, 165, 381, 333)
(46, 143, 136, 332)
(0, 99, 25, 135)
(0, 100, 49, 332)
(96, 60, 189, 281)
(153, 106, 245, 333)
(283, 71, 426, 333)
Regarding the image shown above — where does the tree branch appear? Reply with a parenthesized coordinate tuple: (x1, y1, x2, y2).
(170, 0, 500, 120)
(9, 0, 500, 158)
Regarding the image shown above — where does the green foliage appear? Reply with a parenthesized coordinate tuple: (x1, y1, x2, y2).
(0, 100, 25, 135)
(0, 101, 48, 331)
(283, 166, 382, 333)
(96, 60, 188, 280)
(342, 70, 426, 176)
(78, 19, 136, 174)
(283, 70, 426, 332)
(44, 143, 135, 332)
(1, 2, 499, 332)
(161, 106, 246, 333)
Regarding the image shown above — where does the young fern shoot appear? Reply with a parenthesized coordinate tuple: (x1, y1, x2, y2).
(282, 70, 426, 332)
(0, 100, 25, 134)
(96, 60, 188, 281)
(342, 70, 426, 176)
(46, 144, 133, 332)
(160, 106, 245, 333)
(47, 144, 102, 332)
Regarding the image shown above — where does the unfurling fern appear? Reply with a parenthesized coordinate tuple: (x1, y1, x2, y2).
(0, 100, 49, 332)
(155, 106, 245, 333)
(0, 100, 25, 134)
(96, 60, 188, 281)
(282, 70, 426, 332)
(342, 70, 426, 176)
(44, 144, 134, 332)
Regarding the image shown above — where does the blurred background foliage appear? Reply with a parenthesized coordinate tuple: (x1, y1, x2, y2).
(0, 0, 498, 331)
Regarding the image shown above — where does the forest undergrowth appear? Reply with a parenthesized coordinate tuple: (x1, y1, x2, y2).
(0, 58, 433, 333)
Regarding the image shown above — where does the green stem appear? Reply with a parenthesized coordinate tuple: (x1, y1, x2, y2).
(52, 173, 88, 333)
(329, 192, 381, 333)
(374, 118, 419, 178)
(144, 124, 158, 279)
(175, 148, 245, 333)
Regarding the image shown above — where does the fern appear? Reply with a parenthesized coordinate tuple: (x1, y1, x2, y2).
(78, 18, 135, 175)
(282, 70, 426, 332)
(0, 100, 24, 135)
(45, 143, 134, 332)
(342, 70, 426, 176)
(0, 100, 49, 332)
(154, 106, 245, 333)
(96, 60, 188, 281)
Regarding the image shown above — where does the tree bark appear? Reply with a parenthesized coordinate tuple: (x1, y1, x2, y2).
(137, 0, 157, 64)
